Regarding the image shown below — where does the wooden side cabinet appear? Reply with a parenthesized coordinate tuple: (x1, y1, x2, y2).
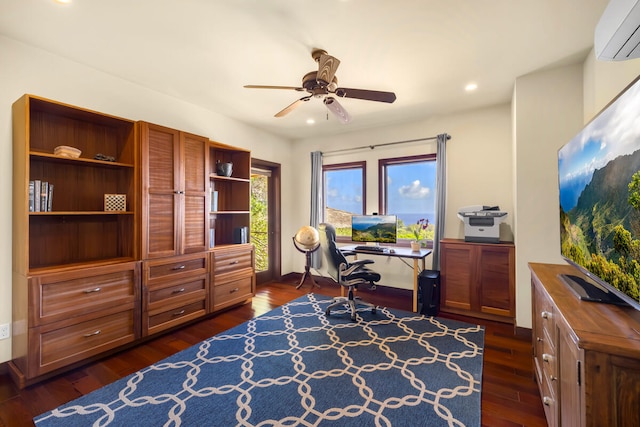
(439, 238, 515, 323)
(530, 263, 640, 427)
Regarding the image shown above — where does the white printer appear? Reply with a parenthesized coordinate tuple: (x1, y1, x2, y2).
(457, 205, 508, 243)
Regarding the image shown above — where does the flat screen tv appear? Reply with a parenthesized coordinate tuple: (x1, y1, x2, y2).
(351, 215, 397, 244)
(558, 76, 640, 311)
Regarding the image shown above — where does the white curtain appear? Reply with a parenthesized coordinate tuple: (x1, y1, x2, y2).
(310, 151, 323, 268)
(432, 133, 450, 270)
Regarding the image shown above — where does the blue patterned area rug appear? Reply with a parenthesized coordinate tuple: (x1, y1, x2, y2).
(34, 294, 484, 427)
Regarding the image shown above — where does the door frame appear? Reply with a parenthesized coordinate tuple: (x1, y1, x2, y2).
(251, 158, 281, 285)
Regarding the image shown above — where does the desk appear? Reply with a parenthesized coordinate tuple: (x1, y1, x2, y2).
(341, 245, 432, 312)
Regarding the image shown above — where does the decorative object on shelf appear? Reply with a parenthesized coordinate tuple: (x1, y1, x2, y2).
(104, 194, 126, 211)
(216, 161, 233, 177)
(293, 225, 321, 289)
(54, 145, 81, 158)
(94, 153, 116, 162)
(410, 218, 429, 251)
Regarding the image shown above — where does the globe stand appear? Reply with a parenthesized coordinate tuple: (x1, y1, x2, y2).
(292, 237, 321, 290)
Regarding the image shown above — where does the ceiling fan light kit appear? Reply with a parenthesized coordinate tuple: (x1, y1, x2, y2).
(244, 48, 396, 122)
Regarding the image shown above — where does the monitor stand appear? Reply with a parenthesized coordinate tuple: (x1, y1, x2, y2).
(558, 274, 630, 307)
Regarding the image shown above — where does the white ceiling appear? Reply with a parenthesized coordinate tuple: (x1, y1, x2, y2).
(0, 0, 610, 140)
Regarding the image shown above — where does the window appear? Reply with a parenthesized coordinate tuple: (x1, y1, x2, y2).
(379, 154, 436, 245)
(323, 161, 365, 239)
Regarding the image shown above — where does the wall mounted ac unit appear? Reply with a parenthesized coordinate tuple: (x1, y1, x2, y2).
(595, 0, 640, 61)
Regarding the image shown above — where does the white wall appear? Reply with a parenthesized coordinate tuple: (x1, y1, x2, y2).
(512, 55, 640, 329)
(0, 36, 294, 363)
(291, 104, 513, 289)
(512, 63, 585, 328)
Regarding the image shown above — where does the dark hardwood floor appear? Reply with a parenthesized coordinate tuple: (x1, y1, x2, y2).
(0, 277, 547, 426)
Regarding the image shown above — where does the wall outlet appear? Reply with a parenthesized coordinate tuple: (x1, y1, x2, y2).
(0, 323, 10, 340)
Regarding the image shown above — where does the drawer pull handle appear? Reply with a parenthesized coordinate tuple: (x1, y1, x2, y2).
(83, 330, 101, 337)
(230, 287, 239, 293)
(536, 337, 543, 343)
(541, 311, 551, 319)
(542, 353, 552, 363)
(543, 396, 553, 406)
(173, 310, 185, 316)
(172, 288, 186, 294)
(84, 287, 102, 294)
(172, 265, 186, 270)
(550, 375, 557, 381)
(229, 260, 239, 265)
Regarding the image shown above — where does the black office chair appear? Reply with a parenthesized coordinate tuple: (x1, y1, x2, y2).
(318, 223, 380, 321)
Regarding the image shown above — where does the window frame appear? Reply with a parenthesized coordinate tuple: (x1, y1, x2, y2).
(378, 153, 437, 248)
(322, 161, 366, 243)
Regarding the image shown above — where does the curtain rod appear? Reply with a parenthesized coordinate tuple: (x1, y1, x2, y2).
(321, 134, 450, 155)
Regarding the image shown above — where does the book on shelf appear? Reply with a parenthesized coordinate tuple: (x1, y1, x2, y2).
(47, 184, 54, 212)
(211, 189, 218, 212)
(28, 181, 34, 212)
(40, 181, 48, 212)
(29, 180, 53, 212)
(33, 179, 40, 212)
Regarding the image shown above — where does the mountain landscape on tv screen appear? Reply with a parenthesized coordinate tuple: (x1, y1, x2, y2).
(560, 148, 640, 302)
(352, 222, 396, 243)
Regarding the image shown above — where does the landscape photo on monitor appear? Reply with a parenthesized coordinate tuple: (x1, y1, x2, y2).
(558, 78, 640, 304)
(351, 215, 397, 244)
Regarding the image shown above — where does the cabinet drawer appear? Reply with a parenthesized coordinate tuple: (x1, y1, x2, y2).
(212, 274, 253, 311)
(147, 300, 207, 333)
(211, 246, 253, 278)
(541, 337, 557, 384)
(539, 370, 558, 427)
(30, 262, 140, 327)
(35, 310, 136, 376)
(144, 253, 208, 284)
(148, 277, 207, 304)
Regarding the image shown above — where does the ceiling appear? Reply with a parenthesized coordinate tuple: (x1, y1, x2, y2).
(0, 0, 610, 140)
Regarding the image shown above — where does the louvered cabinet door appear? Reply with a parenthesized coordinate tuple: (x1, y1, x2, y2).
(140, 122, 181, 259)
(181, 132, 209, 254)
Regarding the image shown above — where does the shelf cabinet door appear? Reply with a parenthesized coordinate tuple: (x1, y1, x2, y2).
(140, 123, 209, 258)
(182, 132, 209, 254)
(477, 244, 515, 318)
(141, 122, 180, 259)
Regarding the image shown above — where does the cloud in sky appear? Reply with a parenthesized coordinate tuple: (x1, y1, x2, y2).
(399, 180, 430, 199)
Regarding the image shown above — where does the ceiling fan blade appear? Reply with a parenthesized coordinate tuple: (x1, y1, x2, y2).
(324, 97, 351, 124)
(316, 53, 340, 86)
(244, 85, 305, 91)
(274, 96, 311, 117)
(334, 87, 396, 103)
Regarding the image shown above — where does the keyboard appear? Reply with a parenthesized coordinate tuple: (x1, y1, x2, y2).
(354, 245, 387, 253)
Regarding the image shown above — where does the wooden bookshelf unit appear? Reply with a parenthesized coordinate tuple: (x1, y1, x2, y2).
(10, 95, 255, 387)
(11, 95, 140, 387)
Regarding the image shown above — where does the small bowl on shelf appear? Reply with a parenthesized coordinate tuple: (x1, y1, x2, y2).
(54, 145, 82, 158)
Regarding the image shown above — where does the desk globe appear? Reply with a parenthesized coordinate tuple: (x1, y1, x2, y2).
(293, 225, 321, 289)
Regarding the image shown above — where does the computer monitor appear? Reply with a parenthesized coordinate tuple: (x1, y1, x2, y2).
(351, 215, 397, 244)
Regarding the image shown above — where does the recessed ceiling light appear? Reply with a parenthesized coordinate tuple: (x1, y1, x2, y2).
(54, 0, 72, 4)
(465, 83, 478, 92)
(306, 118, 315, 125)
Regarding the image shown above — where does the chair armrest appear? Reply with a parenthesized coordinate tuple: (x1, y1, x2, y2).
(340, 249, 357, 257)
(350, 259, 374, 266)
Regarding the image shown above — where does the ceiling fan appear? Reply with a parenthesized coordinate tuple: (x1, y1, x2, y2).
(244, 48, 396, 123)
